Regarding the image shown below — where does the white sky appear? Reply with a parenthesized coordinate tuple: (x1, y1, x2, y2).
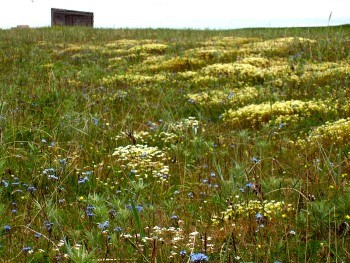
(0, 0, 349, 29)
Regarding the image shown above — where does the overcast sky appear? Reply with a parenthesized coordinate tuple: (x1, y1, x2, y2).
(0, 0, 349, 29)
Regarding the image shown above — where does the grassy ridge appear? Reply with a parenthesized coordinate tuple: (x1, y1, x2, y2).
(0, 26, 350, 262)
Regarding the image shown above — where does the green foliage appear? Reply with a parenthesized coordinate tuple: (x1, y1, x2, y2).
(0, 25, 349, 262)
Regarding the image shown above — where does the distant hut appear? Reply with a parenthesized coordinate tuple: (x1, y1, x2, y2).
(51, 8, 94, 27)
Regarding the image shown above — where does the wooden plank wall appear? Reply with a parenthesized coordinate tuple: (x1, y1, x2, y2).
(51, 9, 93, 27)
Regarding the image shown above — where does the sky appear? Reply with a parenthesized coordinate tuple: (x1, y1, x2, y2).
(0, 0, 349, 29)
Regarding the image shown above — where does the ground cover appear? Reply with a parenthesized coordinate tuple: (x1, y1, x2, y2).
(0, 25, 349, 262)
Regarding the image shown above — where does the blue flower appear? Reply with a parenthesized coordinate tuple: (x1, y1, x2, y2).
(44, 221, 53, 232)
(1, 180, 9, 188)
(22, 247, 32, 253)
(98, 221, 109, 230)
(126, 204, 143, 212)
(278, 123, 286, 129)
(179, 250, 187, 257)
(59, 159, 68, 166)
(86, 212, 94, 219)
(245, 182, 253, 189)
(227, 92, 235, 99)
(78, 176, 89, 184)
(252, 157, 259, 164)
(4, 225, 11, 232)
(135, 205, 143, 212)
(92, 117, 99, 126)
(86, 205, 95, 218)
(34, 233, 41, 239)
(43, 168, 55, 175)
(171, 215, 179, 220)
(27, 186, 37, 193)
(188, 192, 194, 198)
(256, 213, 263, 220)
(114, 226, 122, 232)
(48, 174, 59, 180)
(190, 252, 209, 262)
(255, 213, 264, 223)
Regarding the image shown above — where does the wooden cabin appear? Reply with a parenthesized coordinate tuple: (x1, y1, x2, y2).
(51, 8, 94, 27)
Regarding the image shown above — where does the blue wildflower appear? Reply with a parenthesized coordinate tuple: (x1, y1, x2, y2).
(48, 174, 59, 180)
(43, 168, 55, 175)
(34, 233, 41, 239)
(92, 117, 99, 126)
(22, 247, 32, 253)
(227, 92, 235, 99)
(188, 192, 194, 198)
(44, 221, 53, 232)
(126, 204, 143, 212)
(59, 159, 68, 166)
(245, 182, 253, 189)
(278, 123, 286, 129)
(86, 212, 94, 219)
(255, 213, 264, 223)
(86, 205, 95, 218)
(190, 252, 209, 262)
(27, 186, 36, 193)
(171, 215, 179, 220)
(114, 226, 122, 232)
(135, 205, 143, 212)
(4, 225, 11, 232)
(78, 176, 89, 184)
(252, 157, 259, 164)
(1, 180, 9, 188)
(12, 181, 20, 187)
(98, 221, 109, 230)
(179, 250, 187, 257)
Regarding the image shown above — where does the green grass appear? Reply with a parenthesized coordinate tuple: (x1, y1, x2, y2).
(0, 25, 350, 262)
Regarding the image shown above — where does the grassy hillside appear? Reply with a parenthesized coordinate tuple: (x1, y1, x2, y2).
(0, 26, 350, 262)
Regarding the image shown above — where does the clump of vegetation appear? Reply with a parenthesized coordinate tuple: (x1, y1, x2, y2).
(0, 25, 350, 262)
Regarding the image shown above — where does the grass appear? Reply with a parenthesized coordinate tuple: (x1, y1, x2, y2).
(0, 25, 350, 262)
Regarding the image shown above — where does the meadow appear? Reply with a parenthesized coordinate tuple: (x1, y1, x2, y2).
(0, 25, 349, 262)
